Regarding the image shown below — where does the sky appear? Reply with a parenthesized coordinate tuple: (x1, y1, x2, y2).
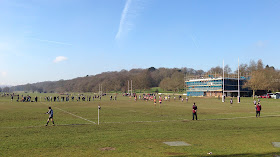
(0, 0, 280, 86)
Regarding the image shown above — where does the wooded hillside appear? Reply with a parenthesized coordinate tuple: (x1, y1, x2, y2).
(9, 67, 204, 93)
(6, 60, 280, 94)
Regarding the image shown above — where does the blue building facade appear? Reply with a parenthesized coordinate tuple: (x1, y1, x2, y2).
(186, 77, 251, 97)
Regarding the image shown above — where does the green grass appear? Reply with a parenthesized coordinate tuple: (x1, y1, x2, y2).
(1, 93, 280, 156)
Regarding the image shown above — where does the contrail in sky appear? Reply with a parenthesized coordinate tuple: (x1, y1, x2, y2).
(190, 35, 199, 48)
(115, 0, 132, 40)
(32, 38, 72, 46)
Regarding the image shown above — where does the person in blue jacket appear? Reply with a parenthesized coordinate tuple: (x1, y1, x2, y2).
(45, 107, 55, 126)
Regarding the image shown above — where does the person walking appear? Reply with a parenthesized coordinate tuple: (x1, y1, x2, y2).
(192, 103, 198, 120)
(256, 102, 261, 117)
(45, 107, 55, 126)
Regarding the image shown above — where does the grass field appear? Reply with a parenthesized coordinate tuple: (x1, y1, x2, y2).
(1, 93, 280, 156)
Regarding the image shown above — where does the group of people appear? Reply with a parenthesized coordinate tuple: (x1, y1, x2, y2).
(254, 99, 262, 117)
(44, 95, 103, 102)
(43, 99, 263, 126)
(191, 98, 262, 121)
(12, 94, 113, 103)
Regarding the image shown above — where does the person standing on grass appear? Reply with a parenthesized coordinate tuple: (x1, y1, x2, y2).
(45, 107, 55, 126)
(256, 102, 261, 117)
(192, 103, 198, 120)
(230, 98, 233, 104)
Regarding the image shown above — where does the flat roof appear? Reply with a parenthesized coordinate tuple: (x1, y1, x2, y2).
(187, 77, 246, 82)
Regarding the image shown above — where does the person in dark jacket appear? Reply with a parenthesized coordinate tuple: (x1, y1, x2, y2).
(192, 103, 198, 120)
(256, 102, 262, 117)
(45, 107, 55, 126)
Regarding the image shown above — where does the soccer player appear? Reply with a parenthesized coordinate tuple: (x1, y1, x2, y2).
(192, 103, 198, 120)
(230, 98, 233, 104)
(45, 107, 55, 126)
(256, 102, 261, 117)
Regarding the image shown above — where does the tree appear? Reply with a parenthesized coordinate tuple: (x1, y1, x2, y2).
(243, 70, 267, 98)
(159, 77, 171, 91)
(235, 63, 248, 76)
(170, 72, 184, 92)
(159, 71, 184, 92)
(133, 70, 153, 91)
(207, 66, 223, 75)
(244, 66, 279, 98)
(2, 87, 10, 93)
(148, 67, 156, 72)
(248, 60, 257, 72)
(257, 59, 264, 70)
(224, 65, 232, 74)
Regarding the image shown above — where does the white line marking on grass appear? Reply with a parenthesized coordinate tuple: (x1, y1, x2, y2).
(0, 123, 93, 129)
(104, 115, 280, 124)
(55, 107, 96, 124)
(2, 114, 280, 129)
(183, 114, 280, 122)
(40, 102, 96, 124)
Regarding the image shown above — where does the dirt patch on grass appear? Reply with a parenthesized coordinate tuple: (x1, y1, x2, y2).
(100, 147, 116, 151)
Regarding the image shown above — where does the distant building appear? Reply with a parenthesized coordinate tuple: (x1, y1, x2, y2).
(185, 75, 252, 97)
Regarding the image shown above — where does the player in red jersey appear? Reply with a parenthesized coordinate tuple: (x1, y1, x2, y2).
(192, 103, 197, 120)
(256, 102, 261, 117)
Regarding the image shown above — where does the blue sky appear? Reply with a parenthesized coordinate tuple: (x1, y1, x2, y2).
(0, 0, 279, 85)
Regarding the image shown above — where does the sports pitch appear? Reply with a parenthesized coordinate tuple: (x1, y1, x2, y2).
(1, 94, 280, 156)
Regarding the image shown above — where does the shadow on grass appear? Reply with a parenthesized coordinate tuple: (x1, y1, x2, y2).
(172, 152, 280, 157)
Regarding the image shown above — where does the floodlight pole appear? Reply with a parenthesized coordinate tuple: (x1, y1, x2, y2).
(128, 80, 129, 95)
(98, 105, 101, 125)
(98, 84, 102, 96)
(127, 80, 133, 96)
(131, 80, 133, 96)
(238, 58, 240, 103)
(222, 60, 225, 102)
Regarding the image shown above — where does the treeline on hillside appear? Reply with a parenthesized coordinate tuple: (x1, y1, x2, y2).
(4, 60, 280, 94)
(243, 61, 280, 97)
(8, 67, 204, 93)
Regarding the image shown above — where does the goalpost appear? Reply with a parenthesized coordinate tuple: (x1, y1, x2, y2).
(222, 59, 241, 103)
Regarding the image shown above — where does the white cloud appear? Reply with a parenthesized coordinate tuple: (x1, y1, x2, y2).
(256, 40, 267, 48)
(54, 56, 68, 63)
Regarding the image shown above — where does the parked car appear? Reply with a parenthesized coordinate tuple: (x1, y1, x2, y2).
(260, 93, 273, 98)
(271, 93, 280, 99)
